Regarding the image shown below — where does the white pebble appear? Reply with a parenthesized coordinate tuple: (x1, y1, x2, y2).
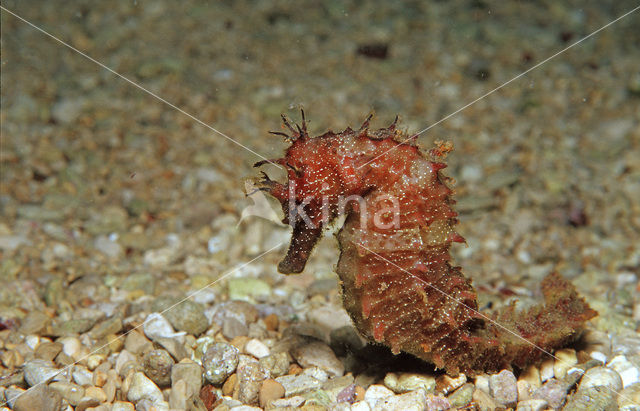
(244, 339, 270, 359)
(364, 384, 394, 408)
(553, 348, 577, 379)
(127, 372, 164, 404)
(143, 313, 186, 340)
(590, 351, 608, 364)
(25, 335, 40, 350)
(539, 358, 555, 382)
(579, 366, 623, 392)
(607, 355, 640, 388)
(351, 401, 371, 411)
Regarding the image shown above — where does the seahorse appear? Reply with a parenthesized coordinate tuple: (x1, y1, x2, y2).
(254, 112, 596, 375)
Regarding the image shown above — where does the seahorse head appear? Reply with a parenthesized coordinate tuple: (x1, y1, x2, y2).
(253, 112, 385, 274)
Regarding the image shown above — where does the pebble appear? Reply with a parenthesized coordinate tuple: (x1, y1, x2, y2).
(12, 385, 62, 411)
(531, 379, 570, 409)
(351, 401, 371, 411)
(447, 382, 474, 408)
(435, 373, 467, 394)
(17, 312, 50, 335)
(539, 358, 555, 382)
(553, 348, 577, 379)
(363, 384, 394, 408)
(618, 383, 640, 410)
(291, 340, 344, 377)
(89, 316, 123, 339)
(472, 388, 498, 411)
(579, 366, 623, 392)
(143, 349, 175, 387)
(23, 359, 60, 386)
(223, 317, 250, 339)
(258, 379, 285, 408)
(49, 381, 85, 406)
(124, 331, 153, 355)
(202, 342, 239, 384)
(127, 371, 164, 404)
(151, 296, 209, 336)
(515, 398, 548, 411)
(275, 373, 323, 396)
(171, 359, 203, 398)
(564, 386, 618, 410)
(489, 369, 518, 406)
(72, 366, 94, 386)
(384, 372, 436, 394)
(244, 339, 270, 359)
(375, 389, 428, 411)
(143, 313, 186, 340)
(85, 386, 108, 402)
(270, 396, 306, 408)
(258, 352, 290, 378)
(608, 355, 640, 388)
(112, 401, 135, 411)
(235, 362, 268, 404)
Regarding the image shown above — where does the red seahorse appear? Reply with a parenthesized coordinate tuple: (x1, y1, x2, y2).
(254, 112, 596, 375)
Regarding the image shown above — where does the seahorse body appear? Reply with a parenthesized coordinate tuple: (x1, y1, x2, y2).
(255, 113, 596, 375)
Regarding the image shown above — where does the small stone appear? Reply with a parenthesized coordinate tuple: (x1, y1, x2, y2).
(222, 317, 249, 339)
(517, 380, 533, 401)
(244, 339, 270, 359)
(351, 400, 371, 411)
(489, 369, 518, 406)
(154, 336, 190, 361)
(12, 384, 62, 411)
(111, 401, 135, 411)
(330, 325, 367, 356)
(608, 355, 640, 388)
(17, 311, 50, 335)
(363, 384, 394, 408)
(448, 383, 474, 408)
(171, 359, 203, 398)
(23, 359, 59, 386)
(72, 366, 94, 386)
(540, 358, 555, 382)
(143, 313, 185, 341)
(34, 342, 63, 361)
(228, 278, 271, 302)
(532, 379, 570, 409)
(270, 396, 306, 408)
(275, 374, 323, 396)
(519, 365, 542, 390)
(579, 366, 623, 392)
(472, 388, 499, 411)
(375, 389, 429, 411)
(515, 398, 548, 411)
(553, 348, 577, 380)
(384, 372, 436, 394)
(51, 318, 96, 336)
(259, 379, 285, 408)
(127, 371, 164, 404)
(564, 386, 618, 411)
(234, 362, 268, 405)
(436, 373, 467, 395)
(259, 352, 289, 378)
(124, 331, 153, 355)
(291, 340, 344, 377)
(222, 373, 237, 396)
(202, 342, 239, 384)
(143, 349, 175, 387)
(85, 386, 108, 402)
(151, 296, 208, 336)
(49, 381, 85, 406)
(618, 382, 640, 409)
(169, 380, 188, 409)
(89, 317, 122, 340)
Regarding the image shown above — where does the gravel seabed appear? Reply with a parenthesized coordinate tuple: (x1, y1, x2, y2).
(1, 1, 639, 410)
